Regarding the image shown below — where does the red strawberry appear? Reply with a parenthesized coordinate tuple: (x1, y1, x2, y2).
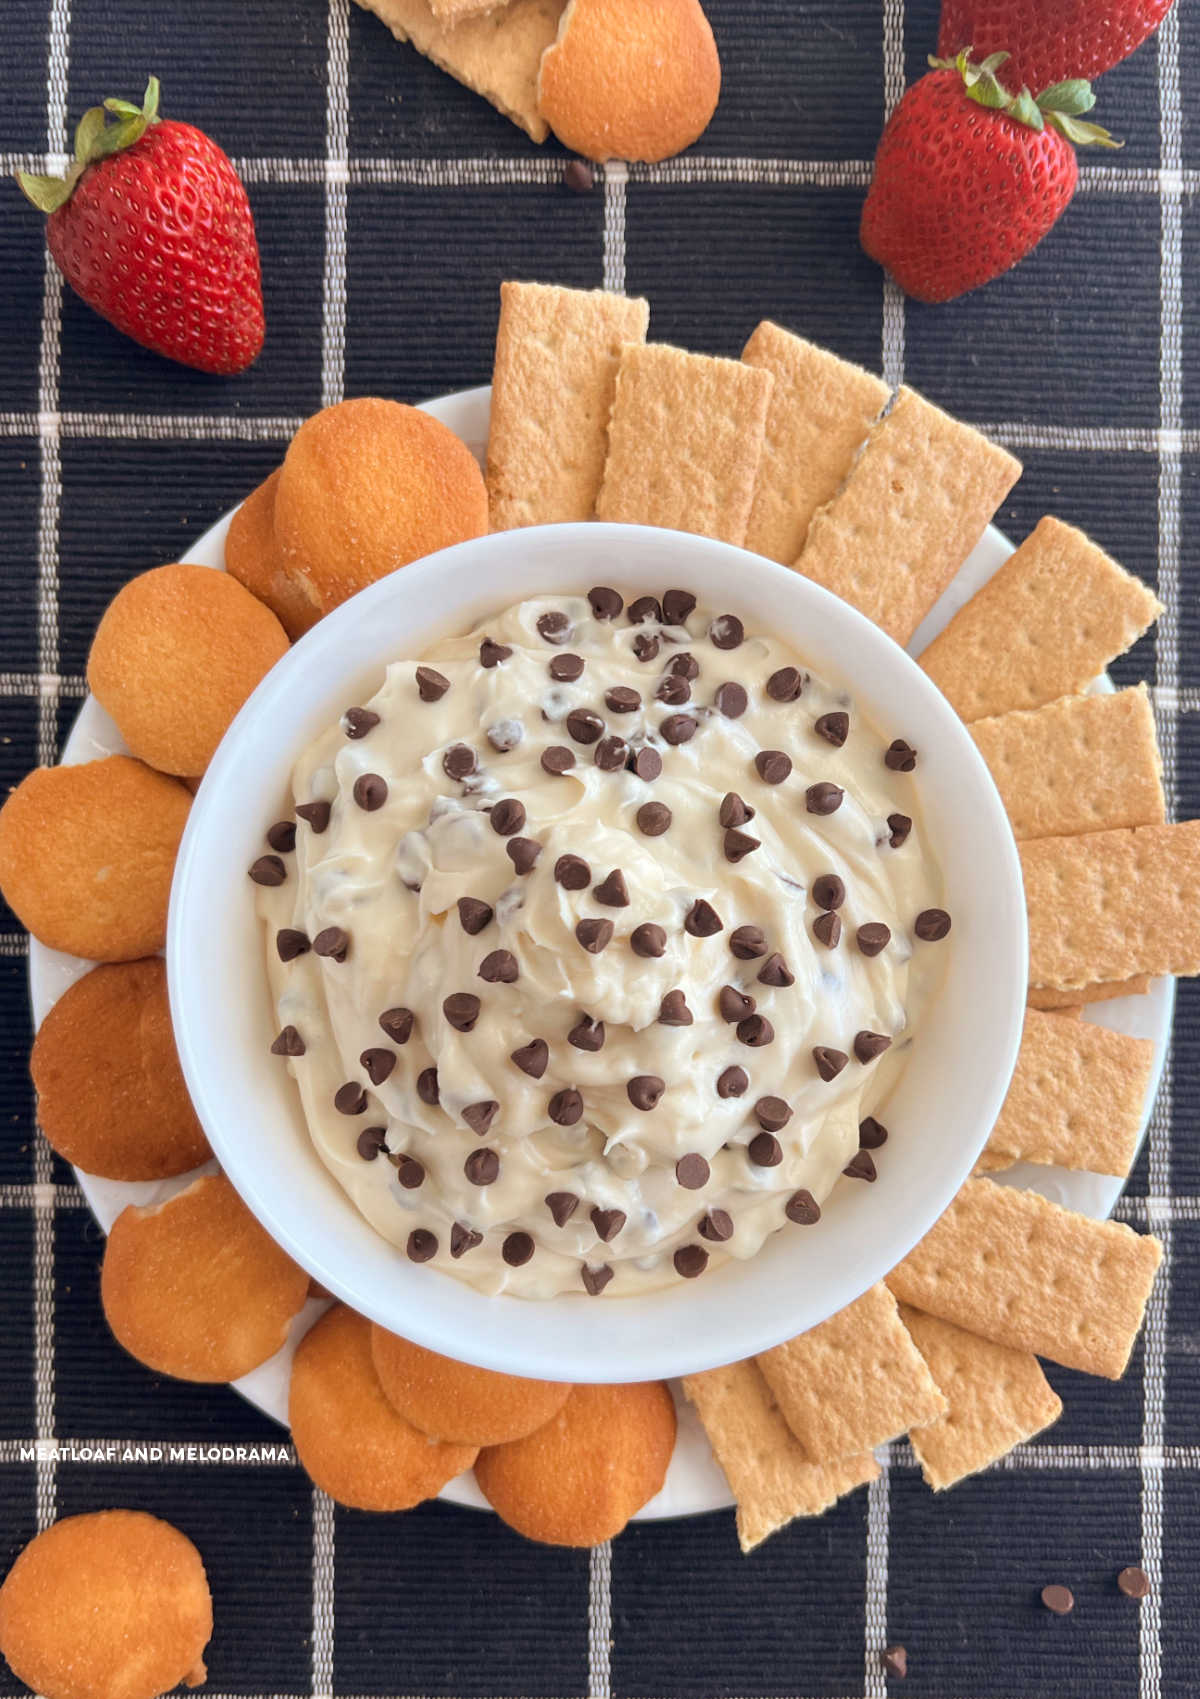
(938, 0, 1176, 95)
(860, 52, 1120, 303)
(18, 78, 263, 375)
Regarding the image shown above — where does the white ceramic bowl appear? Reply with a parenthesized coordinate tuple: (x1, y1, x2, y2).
(168, 521, 1027, 1384)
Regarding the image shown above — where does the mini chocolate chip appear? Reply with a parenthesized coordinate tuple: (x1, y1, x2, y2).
(360, 1047, 396, 1086)
(631, 922, 667, 958)
(443, 992, 481, 1032)
(1041, 1585, 1074, 1616)
(717, 1065, 749, 1098)
(658, 989, 693, 1026)
(755, 749, 792, 785)
(633, 632, 661, 663)
(595, 735, 629, 771)
(676, 1153, 710, 1189)
(855, 1030, 892, 1064)
(629, 746, 662, 781)
(407, 1229, 438, 1263)
(606, 686, 641, 713)
(344, 707, 380, 739)
(806, 781, 844, 814)
(755, 1096, 792, 1132)
(738, 1014, 775, 1047)
(915, 907, 952, 941)
(393, 1154, 425, 1189)
(356, 1126, 387, 1161)
(662, 588, 697, 623)
(296, 800, 331, 833)
(748, 1132, 783, 1167)
(334, 1082, 367, 1116)
(276, 928, 310, 962)
(686, 899, 723, 937)
(554, 852, 591, 891)
(480, 638, 512, 668)
(443, 743, 477, 780)
(674, 1245, 709, 1278)
(588, 585, 623, 620)
(488, 719, 523, 753)
(719, 985, 756, 1023)
(628, 595, 662, 625)
(699, 1209, 734, 1242)
(627, 1074, 665, 1111)
(813, 911, 842, 948)
(479, 949, 519, 984)
(353, 773, 388, 812)
(637, 801, 672, 836)
(710, 614, 744, 650)
(546, 1192, 580, 1227)
(656, 673, 691, 705)
(729, 924, 767, 960)
(462, 1100, 499, 1136)
(720, 791, 754, 828)
(249, 855, 286, 886)
(457, 896, 493, 935)
(550, 652, 585, 682)
(714, 682, 748, 719)
(465, 1148, 500, 1186)
(885, 739, 917, 772)
(541, 745, 576, 775)
(859, 1116, 889, 1149)
(856, 922, 891, 957)
(724, 828, 761, 863)
(506, 837, 542, 874)
(883, 1647, 907, 1680)
(1117, 1567, 1152, 1599)
(812, 874, 846, 910)
(416, 665, 450, 702)
(567, 708, 604, 744)
(766, 666, 804, 702)
(815, 711, 849, 747)
(576, 916, 614, 953)
(844, 1150, 877, 1182)
(888, 812, 913, 848)
(591, 1207, 626, 1242)
(378, 1007, 414, 1046)
(451, 1222, 483, 1258)
(549, 1088, 584, 1126)
(267, 820, 296, 854)
(511, 1038, 549, 1078)
(786, 1189, 821, 1224)
(416, 1066, 440, 1105)
(672, 653, 700, 682)
(757, 952, 794, 988)
(313, 926, 349, 962)
(270, 1026, 305, 1057)
(582, 1263, 613, 1295)
(813, 1045, 848, 1081)
(563, 159, 594, 192)
(490, 797, 526, 836)
(537, 610, 571, 644)
(569, 1014, 606, 1051)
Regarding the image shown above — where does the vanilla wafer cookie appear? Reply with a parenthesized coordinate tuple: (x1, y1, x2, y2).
(430, 0, 501, 16)
(595, 342, 773, 545)
(794, 386, 1020, 644)
(487, 282, 650, 530)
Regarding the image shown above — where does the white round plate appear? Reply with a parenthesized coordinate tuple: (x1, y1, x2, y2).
(27, 385, 1174, 1520)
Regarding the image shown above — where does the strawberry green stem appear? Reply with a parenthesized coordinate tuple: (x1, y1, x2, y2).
(16, 76, 162, 214)
(927, 49, 1123, 148)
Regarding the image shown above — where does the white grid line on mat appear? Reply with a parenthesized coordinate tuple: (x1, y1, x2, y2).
(588, 1542, 613, 1699)
(602, 164, 628, 296)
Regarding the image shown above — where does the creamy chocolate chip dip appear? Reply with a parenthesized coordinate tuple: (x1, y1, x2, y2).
(253, 587, 950, 1299)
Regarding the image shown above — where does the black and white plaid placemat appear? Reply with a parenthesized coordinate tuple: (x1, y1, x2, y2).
(1, 1, 1198, 1694)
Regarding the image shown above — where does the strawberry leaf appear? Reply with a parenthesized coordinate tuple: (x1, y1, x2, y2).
(73, 105, 106, 162)
(1036, 79, 1097, 117)
(978, 51, 1011, 75)
(16, 168, 80, 213)
(1046, 112, 1124, 149)
(964, 68, 1011, 110)
(1007, 88, 1046, 130)
(88, 113, 148, 160)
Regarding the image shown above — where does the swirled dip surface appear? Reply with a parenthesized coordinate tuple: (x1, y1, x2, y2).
(255, 588, 949, 1298)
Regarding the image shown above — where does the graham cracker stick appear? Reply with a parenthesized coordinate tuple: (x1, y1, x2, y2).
(886, 1178, 1162, 1379)
(1028, 976, 1151, 1010)
(486, 282, 650, 531)
(682, 1359, 878, 1553)
(756, 1283, 945, 1462)
(353, 0, 566, 143)
(977, 1009, 1154, 1178)
(1023, 820, 1200, 991)
(971, 686, 1164, 842)
(919, 515, 1162, 722)
(595, 343, 774, 546)
(741, 321, 889, 564)
(900, 1307, 1062, 1491)
(794, 386, 1020, 645)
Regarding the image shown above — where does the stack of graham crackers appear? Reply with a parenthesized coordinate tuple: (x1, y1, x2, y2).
(484, 279, 1188, 1550)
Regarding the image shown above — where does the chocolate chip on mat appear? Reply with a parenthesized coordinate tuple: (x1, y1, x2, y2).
(757, 952, 794, 987)
(416, 1066, 440, 1106)
(595, 735, 630, 771)
(356, 1126, 387, 1161)
(888, 812, 913, 847)
(658, 989, 693, 1026)
(343, 707, 380, 739)
(766, 666, 804, 702)
(699, 1209, 734, 1242)
(714, 682, 748, 719)
(1041, 1585, 1074, 1616)
(462, 1100, 499, 1136)
(662, 588, 697, 624)
(549, 1088, 584, 1126)
(638, 801, 672, 836)
(671, 651, 701, 681)
(857, 922, 891, 957)
(488, 719, 523, 753)
(506, 838, 542, 874)
(724, 828, 761, 864)
(806, 781, 844, 814)
(627, 1074, 666, 1111)
(754, 1096, 792, 1132)
(844, 1150, 877, 1181)
(710, 614, 744, 650)
(266, 820, 296, 854)
(812, 873, 845, 910)
(815, 710, 850, 747)
(480, 638, 513, 668)
(633, 632, 661, 663)
(717, 1065, 749, 1098)
(443, 743, 477, 780)
(407, 1229, 438, 1263)
(1118, 1567, 1151, 1599)
(674, 1244, 709, 1278)
(443, 992, 481, 1032)
(756, 750, 792, 785)
(885, 738, 918, 772)
(786, 1189, 821, 1224)
(457, 896, 493, 934)
(915, 907, 952, 941)
(334, 1082, 367, 1116)
(511, 1038, 549, 1078)
(313, 926, 350, 961)
(656, 673, 691, 705)
(588, 585, 623, 620)
(628, 594, 662, 624)
(748, 1132, 783, 1168)
(248, 854, 286, 886)
(606, 686, 641, 713)
(277, 928, 310, 961)
(661, 713, 698, 744)
(270, 1025, 305, 1057)
(576, 917, 614, 953)
(855, 1031, 892, 1064)
(883, 1646, 907, 1680)
(490, 797, 526, 835)
(416, 665, 450, 702)
(393, 1154, 425, 1189)
(729, 923, 767, 959)
(859, 1116, 889, 1149)
(719, 985, 756, 1023)
(296, 800, 331, 833)
(591, 1207, 627, 1242)
(720, 791, 754, 827)
(360, 1047, 396, 1085)
(813, 1046, 848, 1081)
(567, 708, 605, 745)
(686, 898, 723, 937)
(630, 746, 663, 781)
(464, 1148, 500, 1186)
(569, 1014, 606, 1051)
(554, 853, 591, 890)
(537, 610, 571, 644)
(550, 653, 585, 682)
(541, 745, 576, 775)
(737, 1014, 775, 1048)
(582, 1263, 613, 1295)
(563, 158, 594, 192)
(594, 869, 630, 906)
(479, 950, 519, 984)
(676, 1153, 710, 1189)
(631, 922, 667, 958)
(451, 1222, 483, 1258)
(546, 1191, 580, 1226)
(813, 911, 842, 948)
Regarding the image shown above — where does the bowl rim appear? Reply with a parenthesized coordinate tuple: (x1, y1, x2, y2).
(167, 519, 1028, 1382)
